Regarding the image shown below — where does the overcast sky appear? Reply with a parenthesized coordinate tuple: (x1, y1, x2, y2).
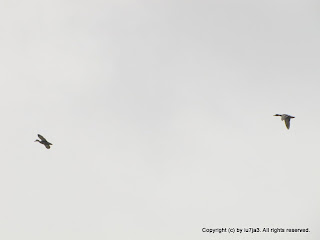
(0, 0, 319, 239)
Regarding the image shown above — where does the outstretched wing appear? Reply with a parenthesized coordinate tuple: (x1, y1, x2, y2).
(38, 134, 47, 141)
(284, 118, 290, 129)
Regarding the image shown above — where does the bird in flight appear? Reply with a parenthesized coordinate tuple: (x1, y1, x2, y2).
(273, 114, 295, 129)
(35, 134, 53, 149)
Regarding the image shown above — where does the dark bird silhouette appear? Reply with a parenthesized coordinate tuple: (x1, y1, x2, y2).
(35, 134, 52, 149)
(274, 114, 295, 129)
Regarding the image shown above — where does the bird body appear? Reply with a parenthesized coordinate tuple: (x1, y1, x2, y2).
(35, 134, 52, 149)
(274, 114, 295, 129)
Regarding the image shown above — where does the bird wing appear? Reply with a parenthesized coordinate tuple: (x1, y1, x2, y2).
(38, 134, 47, 141)
(284, 118, 291, 129)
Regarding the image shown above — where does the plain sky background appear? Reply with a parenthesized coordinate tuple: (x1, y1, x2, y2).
(0, 0, 319, 239)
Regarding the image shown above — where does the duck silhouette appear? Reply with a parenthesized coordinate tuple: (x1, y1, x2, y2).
(274, 114, 295, 129)
(35, 134, 52, 149)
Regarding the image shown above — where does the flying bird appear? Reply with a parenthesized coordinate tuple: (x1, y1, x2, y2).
(274, 114, 295, 129)
(35, 134, 52, 149)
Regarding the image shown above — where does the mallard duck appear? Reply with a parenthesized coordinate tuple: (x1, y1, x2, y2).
(35, 134, 52, 149)
(274, 114, 295, 129)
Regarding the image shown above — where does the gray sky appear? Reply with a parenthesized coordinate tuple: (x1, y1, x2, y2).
(0, 0, 319, 239)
